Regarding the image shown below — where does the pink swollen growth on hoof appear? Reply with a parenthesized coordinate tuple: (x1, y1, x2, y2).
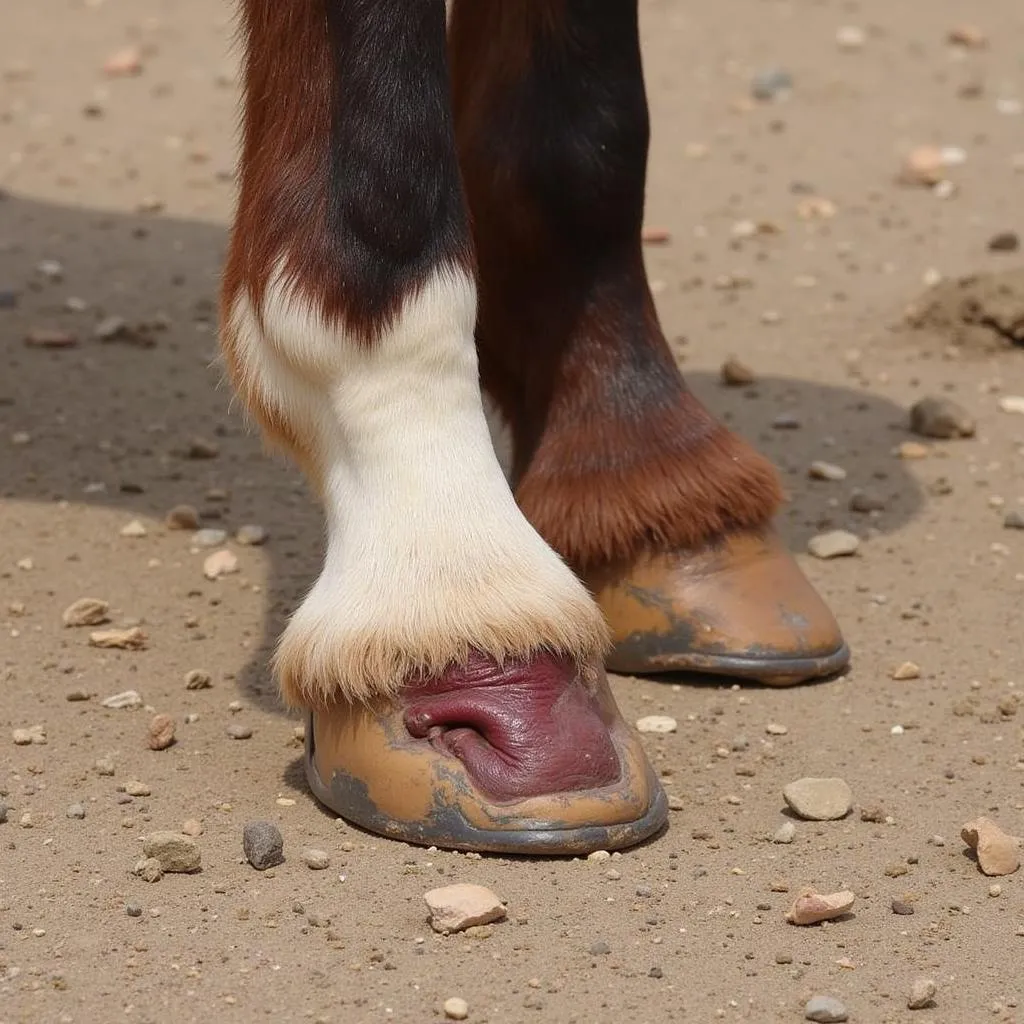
(403, 652, 621, 801)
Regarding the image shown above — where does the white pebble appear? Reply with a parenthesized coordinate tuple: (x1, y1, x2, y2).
(444, 997, 469, 1020)
(636, 715, 677, 734)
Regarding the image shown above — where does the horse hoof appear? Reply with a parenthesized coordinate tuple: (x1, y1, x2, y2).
(305, 652, 667, 854)
(587, 530, 849, 686)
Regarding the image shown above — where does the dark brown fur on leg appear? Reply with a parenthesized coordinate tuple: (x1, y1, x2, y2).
(449, 0, 781, 574)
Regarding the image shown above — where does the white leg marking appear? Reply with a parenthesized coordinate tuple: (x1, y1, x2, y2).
(225, 264, 606, 705)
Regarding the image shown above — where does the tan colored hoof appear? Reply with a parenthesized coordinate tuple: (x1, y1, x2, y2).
(304, 653, 667, 855)
(587, 530, 849, 686)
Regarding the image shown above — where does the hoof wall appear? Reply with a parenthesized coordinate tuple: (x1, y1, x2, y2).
(304, 654, 667, 855)
(588, 530, 850, 686)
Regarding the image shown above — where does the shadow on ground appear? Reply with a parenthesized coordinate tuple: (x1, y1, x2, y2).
(1, 192, 924, 715)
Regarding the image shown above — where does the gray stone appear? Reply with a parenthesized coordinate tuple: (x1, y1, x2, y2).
(0, 800, 8, 824)
(66, 803, 86, 820)
(805, 995, 849, 1022)
(849, 489, 887, 513)
(783, 777, 853, 820)
(1004, 510, 1024, 530)
(910, 396, 976, 439)
(125, 903, 143, 917)
(243, 821, 284, 870)
(142, 831, 201, 873)
(226, 723, 253, 740)
(751, 68, 793, 101)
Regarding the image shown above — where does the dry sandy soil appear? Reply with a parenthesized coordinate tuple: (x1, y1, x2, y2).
(2, 1, 1024, 1022)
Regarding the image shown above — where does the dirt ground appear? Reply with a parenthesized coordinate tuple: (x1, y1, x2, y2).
(2, 1, 1023, 1022)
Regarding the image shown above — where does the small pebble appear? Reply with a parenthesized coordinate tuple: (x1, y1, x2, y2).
(182, 819, 203, 836)
(90, 628, 147, 651)
(589, 941, 611, 956)
(988, 232, 1020, 253)
(119, 519, 148, 538)
(123, 779, 151, 797)
(808, 530, 859, 559)
(783, 777, 853, 820)
(24, 327, 77, 349)
(773, 821, 797, 844)
(910, 396, 976, 439)
(892, 661, 921, 680)
(203, 549, 239, 579)
(95, 757, 116, 776)
(891, 899, 915, 915)
(750, 68, 793, 102)
(772, 412, 802, 430)
(961, 817, 1020, 876)
(721, 356, 756, 386)
(849, 489, 886, 513)
(184, 669, 212, 690)
(193, 528, 228, 548)
(141, 832, 201, 873)
(302, 848, 330, 870)
(808, 461, 847, 482)
(235, 523, 268, 546)
(226, 723, 253, 740)
(898, 445, 931, 467)
(1004, 511, 1024, 530)
(125, 903, 143, 918)
(424, 884, 506, 934)
(243, 821, 285, 870)
(997, 395, 1024, 415)
(101, 689, 144, 709)
(12, 725, 46, 746)
(901, 146, 946, 187)
(908, 978, 937, 1010)
(133, 858, 164, 883)
(948, 24, 987, 48)
(166, 505, 201, 530)
(104, 46, 142, 76)
(787, 890, 855, 926)
(443, 997, 469, 1021)
(635, 715, 677, 734)
(66, 803, 86, 820)
(187, 437, 220, 459)
(835, 25, 866, 50)
(147, 714, 176, 751)
(805, 995, 849, 1022)
(62, 597, 110, 627)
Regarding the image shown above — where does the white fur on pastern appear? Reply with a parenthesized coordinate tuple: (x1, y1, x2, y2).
(223, 264, 607, 708)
